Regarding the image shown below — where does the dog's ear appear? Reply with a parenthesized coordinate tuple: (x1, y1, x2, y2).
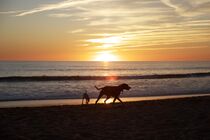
(120, 83, 126, 87)
(119, 84, 125, 90)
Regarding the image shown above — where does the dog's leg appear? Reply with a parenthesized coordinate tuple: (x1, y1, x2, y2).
(104, 96, 110, 104)
(95, 93, 103, 104)
(117, 97, 123, 104)
(113, 96, 117, 104)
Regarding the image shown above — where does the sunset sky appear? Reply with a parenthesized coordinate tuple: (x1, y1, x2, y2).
(1, 0, 210, 61)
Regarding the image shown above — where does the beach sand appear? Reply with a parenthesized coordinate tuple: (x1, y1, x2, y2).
(0, 96, 210, 140)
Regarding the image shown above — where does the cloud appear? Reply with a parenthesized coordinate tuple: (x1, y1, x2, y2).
(161, 0, 191, 12)
(70, 29, 85, 33)
(161, 0, 210, 16)
(49, 13, 72, 18)
(0, 10, 25, 14)
(1, 0, 210, 53)
(6, 0, 107, 16)
(121, 45, 208, 51)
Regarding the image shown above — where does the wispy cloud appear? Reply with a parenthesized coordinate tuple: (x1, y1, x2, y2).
(70, 29, 85, 34)
(121, 45, 208, 51)
(1, 0, 210, 53)
(6, 0, 107, 16)
(0, 10, 25, 14)
(49, 13, 72, 18)
(161, 0, 210, 16)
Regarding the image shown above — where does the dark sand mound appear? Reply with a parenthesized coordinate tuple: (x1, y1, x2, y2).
(0, 96, 210, 140)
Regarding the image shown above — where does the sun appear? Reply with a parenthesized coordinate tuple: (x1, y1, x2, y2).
(88, 36, 121, 61)
(94, 52, 119, 62)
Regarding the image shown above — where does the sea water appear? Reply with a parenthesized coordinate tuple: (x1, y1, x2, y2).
(0, 61, 210, 101)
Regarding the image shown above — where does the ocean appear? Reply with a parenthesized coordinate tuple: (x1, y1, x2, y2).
(0, 61, 210, 101)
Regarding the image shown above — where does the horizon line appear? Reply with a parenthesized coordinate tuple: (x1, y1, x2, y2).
(0, 60, 210, 62)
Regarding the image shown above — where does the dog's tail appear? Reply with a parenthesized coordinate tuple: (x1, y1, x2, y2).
(95, 86, 102, 90)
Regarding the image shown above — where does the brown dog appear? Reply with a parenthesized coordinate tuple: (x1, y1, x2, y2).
(95, 83, 131, 104)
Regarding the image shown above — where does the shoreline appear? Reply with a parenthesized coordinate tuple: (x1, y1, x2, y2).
(1, 93, 210, 108)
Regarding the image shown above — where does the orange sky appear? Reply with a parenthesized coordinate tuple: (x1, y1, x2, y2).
(0, 0, 210, 61)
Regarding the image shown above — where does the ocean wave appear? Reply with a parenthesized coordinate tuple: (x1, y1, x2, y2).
(4, 67, 210, 71)
(0, 72, 210, 82)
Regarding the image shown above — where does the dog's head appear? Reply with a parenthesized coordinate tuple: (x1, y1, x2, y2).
(119, 83, 131, 90)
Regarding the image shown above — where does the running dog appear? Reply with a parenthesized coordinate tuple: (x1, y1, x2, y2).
(95, 83, 131, 104)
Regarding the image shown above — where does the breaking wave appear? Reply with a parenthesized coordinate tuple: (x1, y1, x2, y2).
(0, 72, 210, 82)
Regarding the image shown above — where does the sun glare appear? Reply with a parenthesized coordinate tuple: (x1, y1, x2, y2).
(88, 36, 122, 44)
(87, 36, 123, 48)
(95, 52, 119, 62)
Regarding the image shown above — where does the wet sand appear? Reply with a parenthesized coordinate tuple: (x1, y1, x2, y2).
(0, 96, 210, 140)
(1, 93, 210, 108)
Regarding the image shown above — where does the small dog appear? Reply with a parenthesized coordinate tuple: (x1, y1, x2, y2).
(95, 83, 131, 104)
(82, 90, 90, 105)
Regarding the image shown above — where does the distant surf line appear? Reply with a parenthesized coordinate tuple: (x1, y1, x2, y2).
(0, 72, 209, 82)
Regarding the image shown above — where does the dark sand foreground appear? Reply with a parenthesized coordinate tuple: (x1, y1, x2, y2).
(0, 96, 210, 140)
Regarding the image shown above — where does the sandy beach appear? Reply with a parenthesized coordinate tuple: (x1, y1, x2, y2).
(0, 96, 210, 140)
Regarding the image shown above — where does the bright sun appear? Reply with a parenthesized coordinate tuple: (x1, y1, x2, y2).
(95, 52, 119, 62)
(88, 36, 122, 61)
